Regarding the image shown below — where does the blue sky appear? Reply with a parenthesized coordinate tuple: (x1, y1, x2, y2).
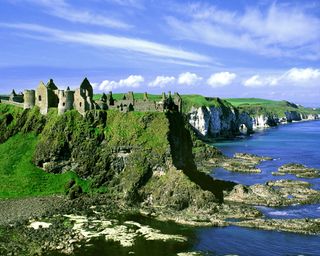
(0, 0, 319, 106)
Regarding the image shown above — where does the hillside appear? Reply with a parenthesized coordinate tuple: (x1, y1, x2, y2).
(0, 104, 230, 209)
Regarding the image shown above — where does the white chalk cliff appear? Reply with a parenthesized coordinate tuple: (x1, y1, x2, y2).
(188, 106, 319, 137)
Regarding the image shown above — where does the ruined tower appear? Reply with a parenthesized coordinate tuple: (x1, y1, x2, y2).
(96, 93, 108, 110)
(9, 89, 23, 103)
(23, 90, 35, 109)
(58, 87, 75, 115)
(74, 78, 95, 115)
(35, 79, 59, 114)
(173, 92, 182, 112)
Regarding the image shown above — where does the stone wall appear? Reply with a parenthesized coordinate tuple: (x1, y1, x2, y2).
(3, 78, 182, 116)
(0, 99, 23, 108)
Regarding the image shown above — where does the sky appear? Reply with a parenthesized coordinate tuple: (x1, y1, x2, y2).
(0, 0, 319, 106)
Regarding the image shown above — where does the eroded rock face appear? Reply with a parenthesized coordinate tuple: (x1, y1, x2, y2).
(188, 107, 210, 136)
(188, 103, 320, 136)
(188, 106, 253, 138)
(252, 112, 319, 129)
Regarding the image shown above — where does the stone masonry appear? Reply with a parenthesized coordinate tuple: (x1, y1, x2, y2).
(2, 78, 182, 115)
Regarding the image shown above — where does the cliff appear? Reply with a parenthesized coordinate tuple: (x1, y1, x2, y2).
(182, 96, 253, 138)
(226, 98, 320, 129)
(0, 104, 234, 209)
(183, 96, 320, 137)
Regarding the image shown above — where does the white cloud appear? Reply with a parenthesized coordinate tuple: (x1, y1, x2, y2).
(148, 76, 175, 88)
(283, 68, 320, 83)
(243, 68, 320, 87)
(0, 23, 211, 64)
(19, 0, 131, 29)
(98, 75, 144, 91)
(243, 75, 265, 87)
(207, 71, 236, 87)
(178, 72, 202, 86)
(167, 3, 320, 60)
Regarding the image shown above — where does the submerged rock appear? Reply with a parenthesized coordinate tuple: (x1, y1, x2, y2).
(235, 218, 320, 235)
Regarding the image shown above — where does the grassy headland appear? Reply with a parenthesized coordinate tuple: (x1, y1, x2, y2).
(225, 97, 320, 117)
(0, 103, 222, 208)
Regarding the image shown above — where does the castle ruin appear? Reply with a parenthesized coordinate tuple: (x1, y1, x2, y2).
(1, 78, 182, 115)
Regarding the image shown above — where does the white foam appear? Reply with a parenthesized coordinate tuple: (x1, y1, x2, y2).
(268, 211, 289, 216)
(28, 221, 52, 229)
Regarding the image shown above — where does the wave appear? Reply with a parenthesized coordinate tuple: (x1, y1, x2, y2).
(268, 211, 289, 216)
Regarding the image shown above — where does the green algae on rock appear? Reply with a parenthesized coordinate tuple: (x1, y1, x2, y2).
(273, 163, 320, 178)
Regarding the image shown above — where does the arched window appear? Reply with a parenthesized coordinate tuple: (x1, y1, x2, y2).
(80, 102, 82, 107)
(38, 95, 42, 101)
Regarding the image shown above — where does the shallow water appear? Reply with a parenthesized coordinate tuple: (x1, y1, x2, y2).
(256, 204, 320, 219)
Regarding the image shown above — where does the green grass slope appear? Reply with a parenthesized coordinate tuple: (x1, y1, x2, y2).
(0, 103, 226, 207)
(0, 132, 89, 198)
(225, 98, 277, 107)
(0, 104, 172, 200)
(225, 98, 320, 117)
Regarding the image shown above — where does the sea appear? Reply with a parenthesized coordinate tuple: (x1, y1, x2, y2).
(72, 120, 320, 256)
(195, 120, 320, 256)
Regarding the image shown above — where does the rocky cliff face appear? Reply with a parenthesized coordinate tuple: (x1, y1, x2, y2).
(251, 112, 319, 129)
(188, 105, 253, 138)
(188, 104, 319, 136)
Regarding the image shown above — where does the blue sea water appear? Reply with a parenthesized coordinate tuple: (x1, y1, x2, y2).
(212, 121, 320, 189)
(192, 120, 320, 255)
(194, 226, 320, 256)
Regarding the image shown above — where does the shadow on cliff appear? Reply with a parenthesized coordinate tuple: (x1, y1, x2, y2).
(166, 112, 236, 203)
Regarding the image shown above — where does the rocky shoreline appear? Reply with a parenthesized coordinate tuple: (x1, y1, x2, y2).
(1, 186, 320, 255)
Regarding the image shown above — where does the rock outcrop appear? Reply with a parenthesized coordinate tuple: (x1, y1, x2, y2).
(251, 112, 319, 129)
(187, 100, 319, 137)
(188, 105, 253, 138)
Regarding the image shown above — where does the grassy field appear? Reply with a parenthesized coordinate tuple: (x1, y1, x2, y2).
(0, 132, 90, 198)
(225, 97, 320, 117)
(224, 98, 278, 107)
